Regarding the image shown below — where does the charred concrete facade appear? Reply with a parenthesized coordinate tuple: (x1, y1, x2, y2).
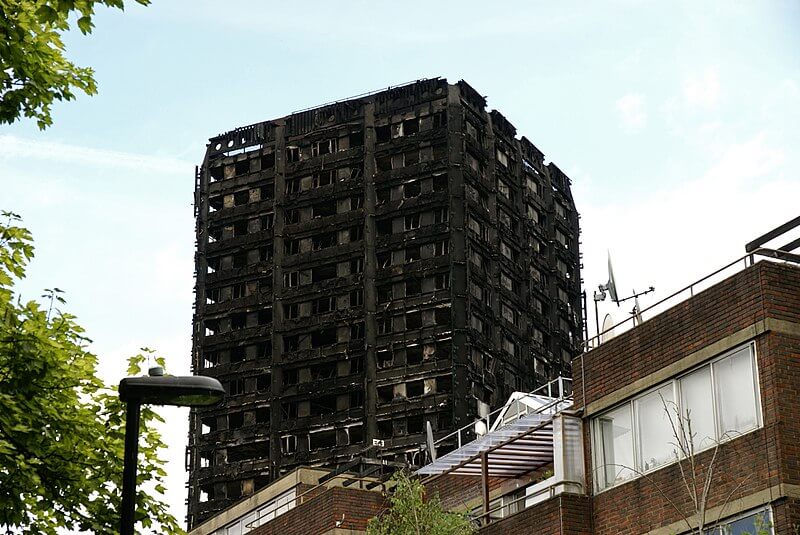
(187, 78, 581, 527)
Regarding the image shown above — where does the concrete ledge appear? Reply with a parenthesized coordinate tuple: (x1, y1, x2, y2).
(646, 483, 800, 535)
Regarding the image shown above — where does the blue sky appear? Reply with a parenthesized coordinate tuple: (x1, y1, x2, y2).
(1, 0, 799, 527)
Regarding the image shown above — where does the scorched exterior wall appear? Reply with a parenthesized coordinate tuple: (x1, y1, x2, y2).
(187, 78, 581, 527)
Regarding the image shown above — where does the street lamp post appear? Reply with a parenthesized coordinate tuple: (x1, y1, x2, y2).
(118, 369, 224, 535)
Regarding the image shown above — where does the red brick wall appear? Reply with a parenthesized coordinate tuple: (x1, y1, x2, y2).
(772, 497, 800, 534)
(251, 487, 386, 535)
(478, 494, 591, 535)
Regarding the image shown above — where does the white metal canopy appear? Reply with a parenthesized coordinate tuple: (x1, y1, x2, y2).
(416, 412, 555, 478)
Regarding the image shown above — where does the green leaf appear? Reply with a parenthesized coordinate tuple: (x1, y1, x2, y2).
(76, 16, 93, 34)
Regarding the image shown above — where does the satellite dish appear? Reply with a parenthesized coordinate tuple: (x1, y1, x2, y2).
(607, 253, 619, 304)
(426, 421, 437, 462)
(600, 314, 615, 343)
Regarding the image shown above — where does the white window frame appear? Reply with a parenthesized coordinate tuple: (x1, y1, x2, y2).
(700, 506, 772, 535)
(592, 342, 762, 492)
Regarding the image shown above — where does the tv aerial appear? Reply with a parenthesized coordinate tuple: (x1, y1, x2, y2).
(594, 252, 655, 342)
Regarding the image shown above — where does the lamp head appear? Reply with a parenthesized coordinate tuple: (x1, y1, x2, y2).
(119, 375, 224, 407)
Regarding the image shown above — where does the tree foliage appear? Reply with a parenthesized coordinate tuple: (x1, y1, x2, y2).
(0, 0, 149, 129)
(367, 471, 475, 535)
(0, 211, 182, 534)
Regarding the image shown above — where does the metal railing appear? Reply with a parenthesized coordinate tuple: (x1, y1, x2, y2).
(429, 376, 572, 453)
(583, 248, 800, 352)
(468, 480, 586, 527)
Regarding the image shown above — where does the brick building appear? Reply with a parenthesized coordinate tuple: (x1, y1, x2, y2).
(419, 257, 800, 534)
(186, 78, 582, 527)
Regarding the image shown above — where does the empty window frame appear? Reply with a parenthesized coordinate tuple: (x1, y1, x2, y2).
(350, 196, 364, 210)
(312, 200, 336, 218)
(405, 311, 422, 329)
(312, 169, 335, 188)
(497, 179, 511, 199)
(312, 139, 337, 157)
(311, 264, 337, 282)
(349, 225, 363, 242)
(350, 257, 364, 274)
(501, 302, 517, 325)
(434, 272, 450, 290)
(312, 296, 336, 314)
(284, 271, 300, 288)
(499, 241, 516, 261)
(311, 327, 337, 347)
(284, 302, 300, 319)
(405, 246, 421, 263)
(312, 232, 337, 251)
(405, 278, 421, 296)
(349, 289, 363, 307)
(592, 343, 761, 491)
(404, 181, 421, 198)
(309, 429, 336, 450)
(404, 214, 420, 230)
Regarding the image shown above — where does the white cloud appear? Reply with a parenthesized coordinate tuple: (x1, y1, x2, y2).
(683, 69, 720, 108)
(616, 93, 647, 131)
(0, 135, 192, 175)
(580, 132, 795, 340)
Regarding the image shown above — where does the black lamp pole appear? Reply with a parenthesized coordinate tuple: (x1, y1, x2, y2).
(120, 401, 141, 535)
(118, 371, 224, 535)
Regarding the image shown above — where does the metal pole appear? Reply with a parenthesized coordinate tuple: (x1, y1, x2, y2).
(593, 292, 601, 346)
(480, 452, 489, 525)
(121, 401, 141, 535)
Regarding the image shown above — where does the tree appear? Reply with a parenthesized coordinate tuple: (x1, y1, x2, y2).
(0, 0, 149, 129)
(367, 471, 475, 535)
(0, 211, 182, 534)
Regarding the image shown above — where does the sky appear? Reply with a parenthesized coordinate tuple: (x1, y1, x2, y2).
(1, 0, 799, 529)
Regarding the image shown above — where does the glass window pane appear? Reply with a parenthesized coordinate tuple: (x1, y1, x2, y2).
(714, 346, 759, 437)
(636, 384, 678, 472)
(595, 403, 634, 489)
(705, 509, 772, 535)
(679, 366, 716, 451)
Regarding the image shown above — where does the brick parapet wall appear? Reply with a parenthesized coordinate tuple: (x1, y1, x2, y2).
(477, 493, 591, 535)
(250, 486, 386, 535)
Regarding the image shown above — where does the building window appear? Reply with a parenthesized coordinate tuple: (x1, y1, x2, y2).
(497, 179, 510, 199)
(501, 302, 517, 326)
(404, 214, 420, 230)
(592, 343, 761, 491)
(404, 181, 421, 198)
(496, 148, 509, 168)
(283, 271, 299, 288)
(350, 257, 364, 274)
(434, 273, 450, 290)
(500, 241, 515, 261)
(700, 508, 772, 535)
(434, 208, 448, 224)
(349, 289, 363, 307)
